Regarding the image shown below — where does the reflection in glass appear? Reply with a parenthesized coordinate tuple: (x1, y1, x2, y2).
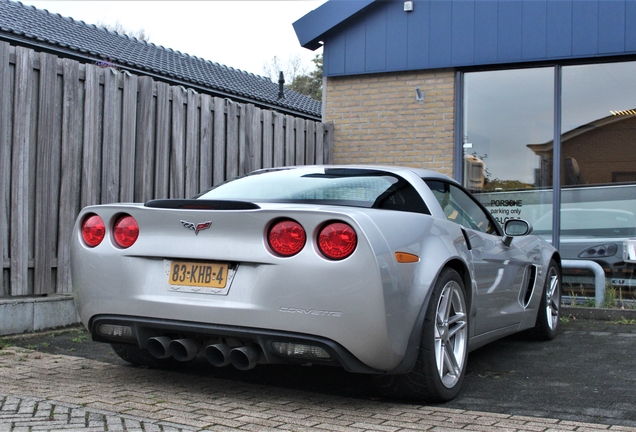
(558, 62, 636, 299)
(462, 61, 636, 300)
(561, 62, 636, 186)
(462, 68, 554, 230)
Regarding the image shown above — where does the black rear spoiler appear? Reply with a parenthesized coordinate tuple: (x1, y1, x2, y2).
(144, 199, 260, 210)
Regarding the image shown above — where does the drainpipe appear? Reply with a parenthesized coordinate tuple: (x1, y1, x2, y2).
(561, 259, 605, 308)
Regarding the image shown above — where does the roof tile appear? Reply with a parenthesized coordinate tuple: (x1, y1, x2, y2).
(0, 0, 321, 119)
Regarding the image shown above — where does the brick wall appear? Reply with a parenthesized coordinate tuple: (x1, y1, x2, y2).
(324, 70, 455, 175)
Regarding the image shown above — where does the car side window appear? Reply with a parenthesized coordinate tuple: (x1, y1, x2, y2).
(425, 180, 498, 235)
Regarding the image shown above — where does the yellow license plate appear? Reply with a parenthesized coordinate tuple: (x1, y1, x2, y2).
(168, 261, 228, 288)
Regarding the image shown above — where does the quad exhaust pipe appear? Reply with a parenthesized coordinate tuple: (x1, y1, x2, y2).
(205, 343, 260, 370)
(147, 336, 172, 359)
(205, 343, 232, 367)
(169, 338, 199, 362)
(146, 338, 260, 369)
(228, 346, 260, 371)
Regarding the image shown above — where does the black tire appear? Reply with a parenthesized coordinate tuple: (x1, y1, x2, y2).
(110, 343, 179, 368)
(531, 259, 561, 340)
(375, 268, 469, 402)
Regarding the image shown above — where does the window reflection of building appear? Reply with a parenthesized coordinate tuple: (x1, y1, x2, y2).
(528, 113, 636, 187)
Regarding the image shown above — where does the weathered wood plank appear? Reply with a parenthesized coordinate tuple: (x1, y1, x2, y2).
(262, 110, 273, 168)
(34, 52, 58, 295)
(240, 104, 253, 175)
(285, 115, 296, 166)
(154, 81, 170, 198)
(170, 86, 186, 198)
(119, 71, 138, 202)
(212, 97, 226, 185)
(81, 64, 101, 208)
(101, 68, 121, 204)
(135, 76, 155, 202)
(238, 104, 248, 176)
(272, 112, 285, 167)
(226, 101, 239, 180)
(250, 106, 262, 171)
(0, 42, 11, 294)
(10, 47, 34, 295)
(185, 89, 200, 197)
(305, 121, 316, 165)
(56, 58, 82, 294)
(324, 122, 334, 164)
(47, 60, 63, 292)
(315, 122, 325, 165)
(295, 118, 306, 165)
(199, 94, 213, 190)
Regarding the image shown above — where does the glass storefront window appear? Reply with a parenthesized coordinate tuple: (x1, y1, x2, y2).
(461, 61, 636, 300)
(462, 67, 554, 231)
(558, 62, 636, 297)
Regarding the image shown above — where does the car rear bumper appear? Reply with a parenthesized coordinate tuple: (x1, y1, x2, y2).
(89, 314, 382, 374)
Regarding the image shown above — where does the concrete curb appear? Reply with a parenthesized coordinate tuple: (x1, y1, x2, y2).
(0, 294, 80, 336)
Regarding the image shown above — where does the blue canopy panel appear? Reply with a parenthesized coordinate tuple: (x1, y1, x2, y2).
(293, 0, 375, 50)
(294, 0, 636, 77)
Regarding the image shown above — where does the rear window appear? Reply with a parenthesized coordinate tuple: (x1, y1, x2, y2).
(197, 167, 430, 214)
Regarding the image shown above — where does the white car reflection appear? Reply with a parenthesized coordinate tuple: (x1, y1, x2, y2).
(533, 208, 636, 294)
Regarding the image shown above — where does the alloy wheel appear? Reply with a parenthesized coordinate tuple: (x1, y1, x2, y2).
(434, 281, 468, 388)
(545, 266, 560, 331)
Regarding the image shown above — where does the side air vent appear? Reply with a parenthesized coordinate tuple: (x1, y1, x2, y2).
(522, 265, 538, 307)
(144, 199, 260, 210)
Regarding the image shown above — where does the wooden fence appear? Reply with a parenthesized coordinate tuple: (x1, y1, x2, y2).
(0, 42, 333, 298)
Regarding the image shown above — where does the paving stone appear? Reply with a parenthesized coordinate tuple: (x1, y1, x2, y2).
(0, 347, 633, 432)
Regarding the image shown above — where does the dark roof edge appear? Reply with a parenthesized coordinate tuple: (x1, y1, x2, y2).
(0, 35, 321, 121)
(293, 0, 375, 50)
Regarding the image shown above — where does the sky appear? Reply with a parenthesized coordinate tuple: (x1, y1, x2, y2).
(19, 1, 325, 79)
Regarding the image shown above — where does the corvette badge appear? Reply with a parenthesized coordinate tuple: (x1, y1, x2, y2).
(180, 220, 212, 235)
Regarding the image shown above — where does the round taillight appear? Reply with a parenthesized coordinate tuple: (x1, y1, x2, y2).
(113, 215, 139, 248)
(81, 214, 105, 247)
(318, 222, 357, 260)
(268, 219, 306, 257)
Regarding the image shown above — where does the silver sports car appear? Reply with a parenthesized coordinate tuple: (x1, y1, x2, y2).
(71, 165, 561, 402)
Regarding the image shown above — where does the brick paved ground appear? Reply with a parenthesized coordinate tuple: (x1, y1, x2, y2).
(0, 347, 634, 432)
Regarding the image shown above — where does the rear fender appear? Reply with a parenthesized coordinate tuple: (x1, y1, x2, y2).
(382, 225, 473, 375)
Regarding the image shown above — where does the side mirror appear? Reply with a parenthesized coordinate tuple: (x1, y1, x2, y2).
(503, 219, 532, 246)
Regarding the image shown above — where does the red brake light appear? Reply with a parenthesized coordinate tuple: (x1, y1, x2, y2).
(318, 222, 357, 260)
(268, 219, 306, 257)
(81, 214, 105, 247)
(113, 215, 139, 248)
